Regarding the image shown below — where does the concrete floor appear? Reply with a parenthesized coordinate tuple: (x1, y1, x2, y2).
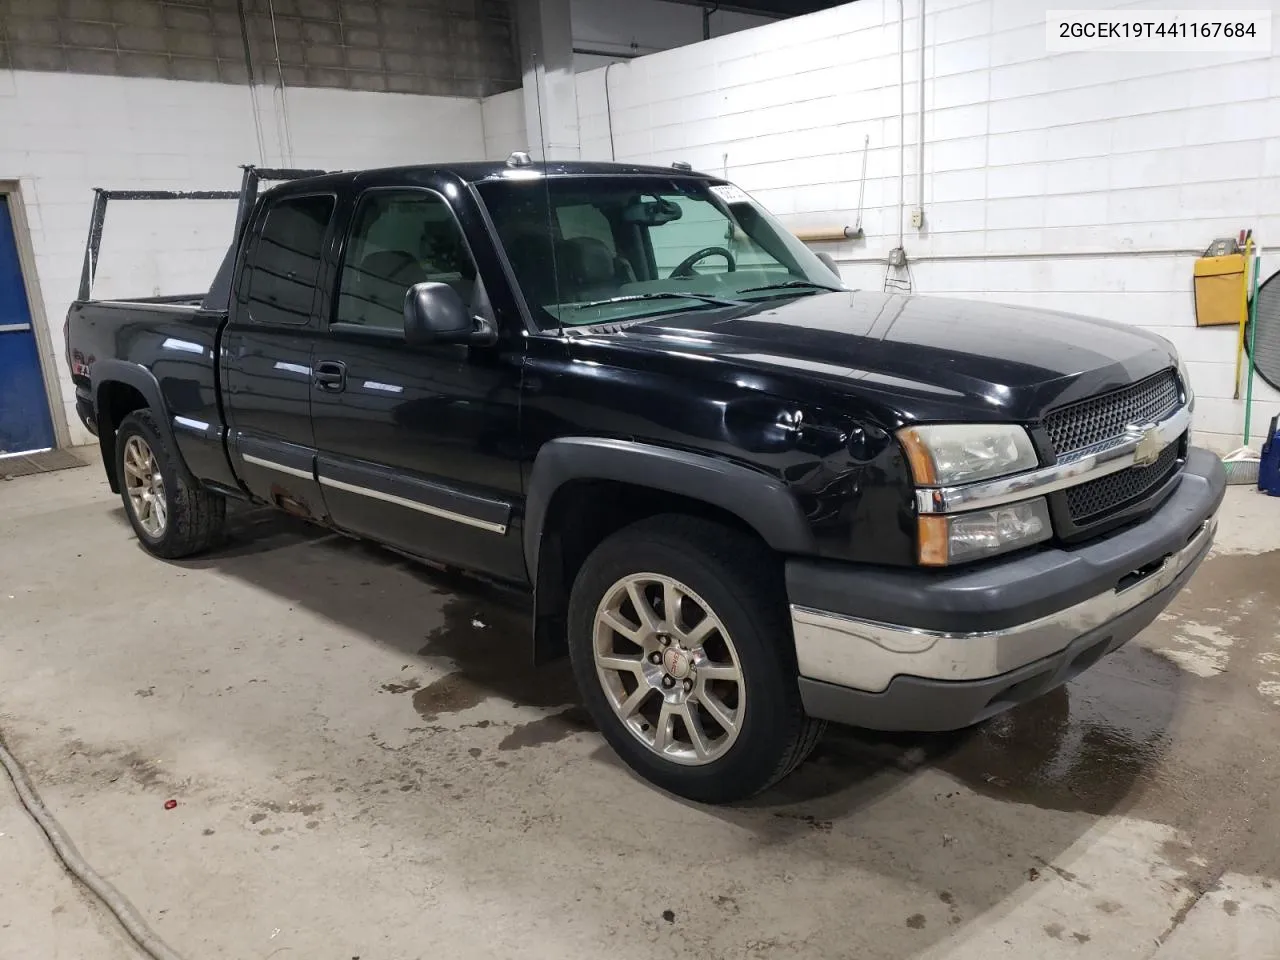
(2, 462, 1280, 960)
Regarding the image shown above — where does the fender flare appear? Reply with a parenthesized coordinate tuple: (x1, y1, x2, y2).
(90, 360, 192, 490)
(523, 437, 816, 577)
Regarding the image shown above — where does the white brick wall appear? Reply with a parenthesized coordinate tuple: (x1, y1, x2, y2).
(481, 88, 528, 160)
(572, 0, 1280, 453)
(0, 70, 486, 445)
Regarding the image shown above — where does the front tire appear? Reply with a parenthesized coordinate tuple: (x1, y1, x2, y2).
(567, 515, 824, 803)
(115, 410, 225, 559)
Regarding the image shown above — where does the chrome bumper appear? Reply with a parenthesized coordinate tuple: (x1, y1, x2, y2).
(791, 511, 1217, 694)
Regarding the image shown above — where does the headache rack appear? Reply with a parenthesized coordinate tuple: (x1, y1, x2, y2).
(76, 165, 329, 303)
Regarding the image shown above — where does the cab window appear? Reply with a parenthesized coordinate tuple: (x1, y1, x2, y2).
(335, 190, 477, 332)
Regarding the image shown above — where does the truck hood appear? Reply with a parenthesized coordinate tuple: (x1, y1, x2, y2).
(594, 290, 1178, 423)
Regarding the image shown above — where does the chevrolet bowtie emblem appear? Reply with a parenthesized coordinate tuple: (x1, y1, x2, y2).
(1130, 424, 1165, 466)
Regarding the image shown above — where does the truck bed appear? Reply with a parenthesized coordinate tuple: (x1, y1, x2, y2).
(67, 297, 235, 491)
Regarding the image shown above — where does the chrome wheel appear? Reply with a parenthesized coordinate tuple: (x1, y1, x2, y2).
(122, 435, 166, 538)
(593, 573, 745, 766)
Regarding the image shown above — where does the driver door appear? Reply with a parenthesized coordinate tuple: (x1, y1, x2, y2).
(310, 185, 526, 582)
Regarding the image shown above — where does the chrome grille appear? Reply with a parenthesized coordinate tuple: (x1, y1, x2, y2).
(1044, 369, 1180, 457)
(1066, 440, 1182, 523)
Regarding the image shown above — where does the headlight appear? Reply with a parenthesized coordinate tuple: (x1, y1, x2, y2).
(918, 498, 1052, 566)
(1176, 356, 1195, 413)
(898, 423, 1039, 486)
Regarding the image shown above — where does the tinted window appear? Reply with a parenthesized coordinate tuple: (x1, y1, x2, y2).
(477, 177, 841, 328)
(556, 203, 615, 255)
(335, 190, 477, 331)
(244, 195, 334, 326)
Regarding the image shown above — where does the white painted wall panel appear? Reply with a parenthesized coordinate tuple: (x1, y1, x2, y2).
(571, 0, 1280, 452)
(481, 88, 528, 160)
(1, 71, 486, 445)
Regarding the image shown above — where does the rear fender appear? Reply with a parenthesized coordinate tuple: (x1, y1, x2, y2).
(91, 360, 194, 492)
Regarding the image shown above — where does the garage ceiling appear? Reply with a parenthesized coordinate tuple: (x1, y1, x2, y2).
(659, 0, 851, 17)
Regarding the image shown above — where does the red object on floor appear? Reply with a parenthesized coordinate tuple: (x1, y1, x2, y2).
(164, 799, 178, 810)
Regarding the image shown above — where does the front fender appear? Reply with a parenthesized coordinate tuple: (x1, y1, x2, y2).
(523, 437, 815, 577)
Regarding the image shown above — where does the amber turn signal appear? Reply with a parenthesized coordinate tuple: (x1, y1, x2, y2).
(917, 515, 950, 566)
(897, 428, 938, 485)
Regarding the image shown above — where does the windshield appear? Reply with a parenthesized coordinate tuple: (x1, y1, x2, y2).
(475, 175, 844, 328)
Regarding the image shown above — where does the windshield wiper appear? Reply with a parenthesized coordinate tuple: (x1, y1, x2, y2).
(562, 292, 746, 312)
(563, 291, 747, 309)
(737, 280, 843, 295)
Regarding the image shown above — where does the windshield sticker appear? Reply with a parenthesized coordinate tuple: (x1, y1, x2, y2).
(709, 184, 751, 204)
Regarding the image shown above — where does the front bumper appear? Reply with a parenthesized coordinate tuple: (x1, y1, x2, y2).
(788, 446, 1225, 732)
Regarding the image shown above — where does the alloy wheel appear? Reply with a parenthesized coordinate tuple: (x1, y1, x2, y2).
(122, 435, 167, 538)
(592, 572, 745, 765)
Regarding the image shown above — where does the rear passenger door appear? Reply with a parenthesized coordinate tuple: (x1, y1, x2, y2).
(221, 192, 336, 518)
(309, 186, 526, 582)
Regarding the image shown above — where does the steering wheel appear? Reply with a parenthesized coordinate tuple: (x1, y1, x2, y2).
(669, 246, 736, 278)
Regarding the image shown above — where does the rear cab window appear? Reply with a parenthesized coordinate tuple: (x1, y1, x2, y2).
(241, 194, 336, 326)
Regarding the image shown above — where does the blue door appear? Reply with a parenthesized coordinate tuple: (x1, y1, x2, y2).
(0, 196, 55, 455)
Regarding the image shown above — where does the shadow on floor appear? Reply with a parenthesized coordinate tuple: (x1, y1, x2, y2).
(174, 503, 581, 719)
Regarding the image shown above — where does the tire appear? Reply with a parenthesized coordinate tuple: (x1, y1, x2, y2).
(567, 514, 825, 804)
(115, 409, 225, 559)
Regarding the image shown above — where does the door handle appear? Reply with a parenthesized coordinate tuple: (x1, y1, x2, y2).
(313, 360, 347, 392)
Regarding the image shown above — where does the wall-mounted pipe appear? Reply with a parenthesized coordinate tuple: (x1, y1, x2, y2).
(829, 246, 1206, 265)
(794, 227, 862, 243)
(573, 46, 643, 60)
(896, 0, 906, 249)
(603, 61, 619, 160)
(702, 1, 720, 40)
(916, 0, 926, 223)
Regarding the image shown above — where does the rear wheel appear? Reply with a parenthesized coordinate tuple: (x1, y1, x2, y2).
(115, 410, 225, 559)
(567, 515, 824, 803)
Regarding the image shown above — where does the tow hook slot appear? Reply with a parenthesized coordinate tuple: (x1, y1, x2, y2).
(1116, 554, 1169, 593)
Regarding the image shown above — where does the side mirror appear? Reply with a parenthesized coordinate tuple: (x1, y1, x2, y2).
(404, 282, 488, 345)
(816, 252, 841, 279)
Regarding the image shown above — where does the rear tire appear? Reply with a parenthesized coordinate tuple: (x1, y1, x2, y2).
(567, 515, 824, 804)
(115, 410, 225, 559)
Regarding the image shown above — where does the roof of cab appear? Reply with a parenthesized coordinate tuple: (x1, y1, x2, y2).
(260, 160, 716, 198)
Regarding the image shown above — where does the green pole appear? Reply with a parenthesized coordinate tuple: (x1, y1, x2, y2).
(1244, 252, 1262, 445)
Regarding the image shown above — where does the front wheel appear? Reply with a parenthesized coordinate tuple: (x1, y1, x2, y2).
(115, 410, 225, 559)
(567, 515, 824, 803)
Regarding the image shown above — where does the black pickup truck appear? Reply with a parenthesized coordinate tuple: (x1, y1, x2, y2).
(67, 158, 1224, 803)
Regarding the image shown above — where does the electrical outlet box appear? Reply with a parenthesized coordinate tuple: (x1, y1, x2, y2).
(911, 208, 924, 229)
(888, 246, 907, 268)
